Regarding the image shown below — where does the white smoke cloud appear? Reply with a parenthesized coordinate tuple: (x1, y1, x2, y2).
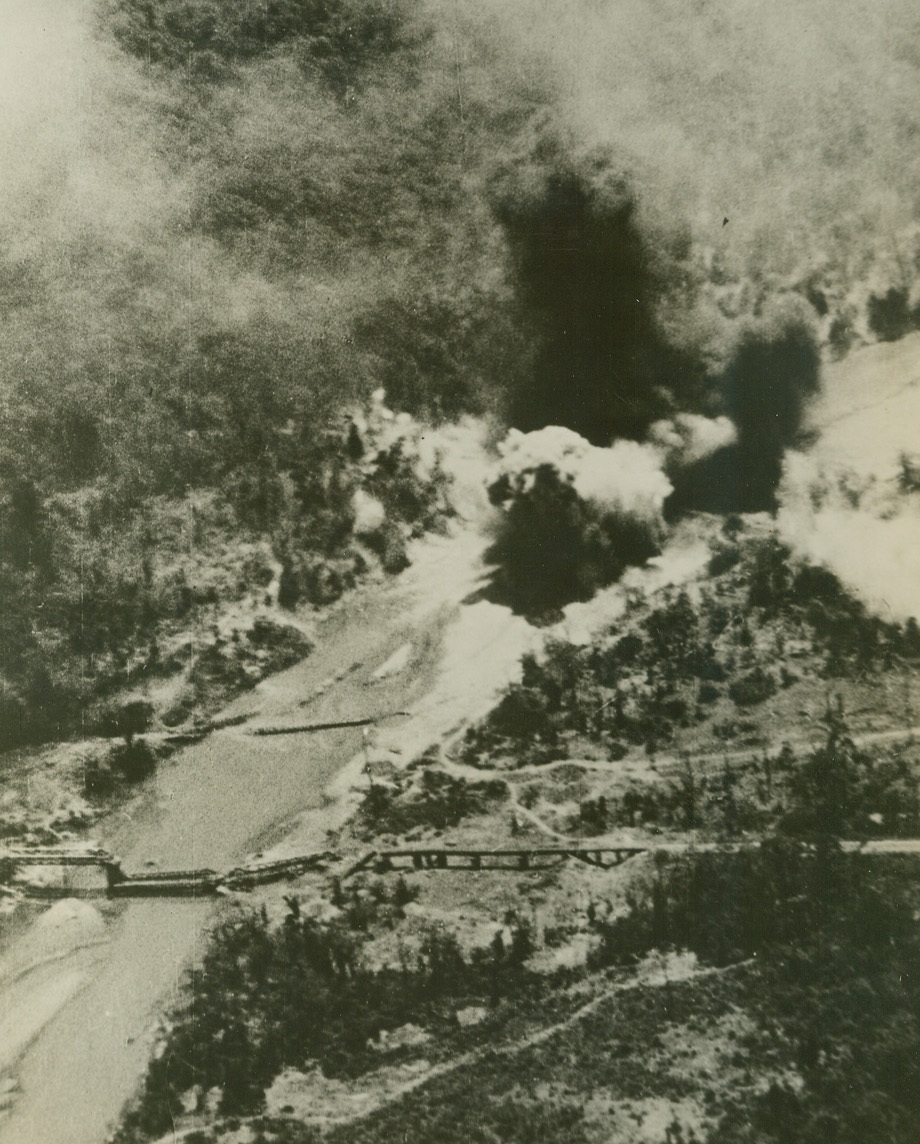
(463, 0, 920, 283)
(352, 488, 387, 535)
(648, 413, 737, 467)
(493, 425, 673, 522)
(778, 451, 920, 621)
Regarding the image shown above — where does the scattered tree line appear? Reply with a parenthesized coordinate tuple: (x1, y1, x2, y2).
(113, 887, 539, 1141)
(463, 532, 920, 766)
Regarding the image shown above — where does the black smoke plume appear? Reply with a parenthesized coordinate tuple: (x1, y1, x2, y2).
(492, 132, 820, 516)
(669, 301, 821, 514)
(492, 139, 704, 446)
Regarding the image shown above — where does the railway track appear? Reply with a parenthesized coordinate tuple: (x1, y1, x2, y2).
(5, 837, 920, 899)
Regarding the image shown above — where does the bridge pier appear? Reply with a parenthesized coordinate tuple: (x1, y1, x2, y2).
(104, 862, 126, 889)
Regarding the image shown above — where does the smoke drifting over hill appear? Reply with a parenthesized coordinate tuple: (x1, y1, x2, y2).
(3, 0, 913, 494)
(492, 141, 701, 445)
(778, 452, 920, 623)
(3, 0, 920, 736)
(475, 0, 920, 285)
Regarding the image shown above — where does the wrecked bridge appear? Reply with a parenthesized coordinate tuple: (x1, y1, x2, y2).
(1, 842, 654, 898)
(5, 837, 917, 900)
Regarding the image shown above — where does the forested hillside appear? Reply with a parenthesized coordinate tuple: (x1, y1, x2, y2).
(4, 0, 920, 749)
(0, 0, 530, 746)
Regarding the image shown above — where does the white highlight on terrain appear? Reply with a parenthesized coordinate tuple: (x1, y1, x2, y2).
(369, 642, 412, 681)
(0, 898, 107, 1075)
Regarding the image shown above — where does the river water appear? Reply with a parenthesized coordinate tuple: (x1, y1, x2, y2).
(3, 334, 917, 1143)
(0, 528, 536, 1144)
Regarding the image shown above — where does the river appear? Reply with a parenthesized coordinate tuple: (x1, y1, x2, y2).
(0, 527, 536, 1144)
(4, 333, 920, 1143)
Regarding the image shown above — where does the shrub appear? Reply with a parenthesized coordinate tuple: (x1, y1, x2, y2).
(488, 686, 552, 739)
(96, 697, 154, 744)
(698, 681, 721, 705)
(728, 667, 777, 707)
(358, 770, 506, 837)
(112, 739, 158, 782)
(867, 286, 917, 342)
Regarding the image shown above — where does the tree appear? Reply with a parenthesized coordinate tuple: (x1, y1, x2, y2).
(102, 697, 155, 746)
(783, 714, 863, 838)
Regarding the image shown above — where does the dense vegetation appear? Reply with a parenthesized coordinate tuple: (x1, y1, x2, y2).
(7, 0, 920, 748)
(113, 884, 540, 1140)
(465, 530, 920, 765)
(1, 0, 524, 747)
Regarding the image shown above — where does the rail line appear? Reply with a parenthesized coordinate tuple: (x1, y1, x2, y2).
(4, 837, 919, 899)
(1, 845, 642, 898)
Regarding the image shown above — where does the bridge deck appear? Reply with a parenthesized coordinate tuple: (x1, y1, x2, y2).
(373, 846, 647, 872)
(5, 839, 920, 899)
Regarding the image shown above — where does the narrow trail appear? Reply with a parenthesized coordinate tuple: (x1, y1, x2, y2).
(442, 722, 920, 846)
(154, 957, 756, 1143)
(507, 799, 573, 842)
(446, 722, 920, 787)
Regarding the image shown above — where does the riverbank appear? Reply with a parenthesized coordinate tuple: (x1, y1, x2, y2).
(0, 513, 533, 1144)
